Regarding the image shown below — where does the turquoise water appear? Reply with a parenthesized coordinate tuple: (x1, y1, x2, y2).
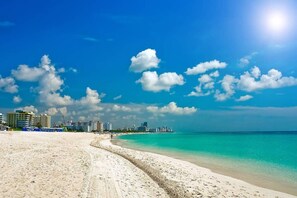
(117, 131, 297, 190)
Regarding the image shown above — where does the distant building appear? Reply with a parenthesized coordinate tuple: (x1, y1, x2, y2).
(33, 114, 51, 128)
(143, 122, 148, 127)
(99, 121, 104, 132)
(89, 121, 96, 131)
(104, 122, 112, 131)
(0, 113, 3, 124)
(7, 110, 34, 128)
(138, 121, 148, 131)
(82, 122, 90, 132)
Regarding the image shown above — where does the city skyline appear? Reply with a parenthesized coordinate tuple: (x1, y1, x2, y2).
(1, 1, 297, 131)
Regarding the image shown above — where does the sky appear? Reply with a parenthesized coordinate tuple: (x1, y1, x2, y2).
(1, 0, 297, 131)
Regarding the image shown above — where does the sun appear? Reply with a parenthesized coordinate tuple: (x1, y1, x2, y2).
(266, 11, 288, 33)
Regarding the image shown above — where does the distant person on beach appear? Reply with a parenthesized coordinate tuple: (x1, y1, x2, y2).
(110, 134, 113, 139)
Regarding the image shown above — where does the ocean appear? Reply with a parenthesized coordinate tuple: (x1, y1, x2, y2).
(115, 131, 297, 195)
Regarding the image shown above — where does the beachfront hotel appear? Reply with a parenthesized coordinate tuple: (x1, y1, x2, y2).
(7, 110, 35, 128)
(68, 121, 104, 132)
(33, 114, 51, 128)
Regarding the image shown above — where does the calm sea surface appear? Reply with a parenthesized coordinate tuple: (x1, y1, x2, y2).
(116, 131, 297, 191)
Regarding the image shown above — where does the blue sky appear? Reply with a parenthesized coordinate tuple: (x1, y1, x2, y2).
(1, 0, 297, 131)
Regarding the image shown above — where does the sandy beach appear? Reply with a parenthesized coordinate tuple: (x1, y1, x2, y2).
(0, 132, 295, 198)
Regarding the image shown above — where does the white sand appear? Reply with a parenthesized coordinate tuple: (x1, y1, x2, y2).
(92, 135, 297, 198)
(0, 132, 168, 198)
(1, 131, 296, 198)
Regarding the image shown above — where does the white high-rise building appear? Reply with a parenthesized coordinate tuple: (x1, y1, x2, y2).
(104, 122, 112, 131)
(7, 110, 34, 128)
(33, 114, 51, 128)
(0, 113, 3, 124)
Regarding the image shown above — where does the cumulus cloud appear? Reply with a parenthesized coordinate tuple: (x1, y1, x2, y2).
(79, 87, 101, 105)
(112, 104, 133, 112)
(74, 87, 103, 112)
(18, 105, 38, 113)
(214, 66, 297, 101)
(136, 71, 184, 92)
(45, 107, 59, 116)
(185, 60, 227, 75)
(214, 75, 237, 101)
(12, 64, 45, 81)
(238, 52, 258, 67)
(188, 71, 219, 97)
(40, 93, 73, 106)
(237, 66, 297, 92)
(236, 95, 253, 102)
(12, 55, 74, 106)
(129, 49, 160, 73)
(44, 107, 68, 116)
(0, 76, 18, 93)
(13, 95, 22, 103)
(59, 107, 67, 116)
(188, 88, 212, 97)
(147, 102, 197, 115)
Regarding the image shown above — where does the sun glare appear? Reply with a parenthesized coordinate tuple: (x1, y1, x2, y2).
(266, 11, 288, 33)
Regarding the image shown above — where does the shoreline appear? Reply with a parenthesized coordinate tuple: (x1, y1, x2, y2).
(111, 133, 297, 197)
(94, 135, 295, 197)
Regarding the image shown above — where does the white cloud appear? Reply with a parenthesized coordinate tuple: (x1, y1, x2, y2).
(58, 68, 66, 73)
(12, 64, 45, 81)
(45, 107, 59, 116)
(237, 67, 297, 92)
(79, 87, 101, 106)
(129, 48, 160, 73)
(185, 60, 227, 75)
(188, 71, 219, 97)
(40, 93, 73, 106)
(18, 105, 38, 113)
(13, 95, 22, 103)
(214, 75, 237, 101)
(188, 89, 212, 97)
(136, 71, 184, 92)
(236, 95, 253, 102)
(251, 66, 261, 78)
(0, 76, 18, 93)
(213, 66, 297, 101)
(112, 104, 133, 112)
(59, 107, 67, 116)
(113, 95, 122, 100)
(12, 55, 74, 106)
(75, 87, 102, 112)
(44, 107, 67, 116)
(147, 102, 197, 115)
(210, 70, 220, 77)
(238, 52, 258, 67)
